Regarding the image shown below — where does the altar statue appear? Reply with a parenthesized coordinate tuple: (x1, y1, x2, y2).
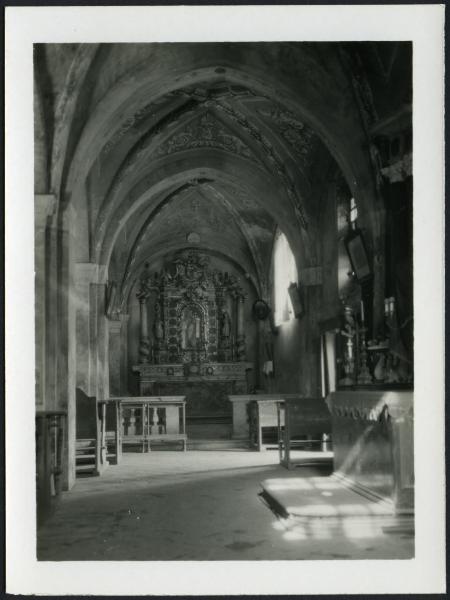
(181, 307, 201, 349)
(153, 303, 164, 340)
(220, 309, 231, 338)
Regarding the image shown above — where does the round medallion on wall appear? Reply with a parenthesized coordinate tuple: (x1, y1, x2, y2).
(253, 299, 270, 320)
(187, 232, 201, 244)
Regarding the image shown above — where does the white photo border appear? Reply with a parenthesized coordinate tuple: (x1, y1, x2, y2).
(5, 4, 446, 595)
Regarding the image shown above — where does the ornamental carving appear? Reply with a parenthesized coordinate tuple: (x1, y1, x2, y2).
(136, 250, 248, 365)
(214, 100, 309, 229)
(329, 391, 414, 422)
(172, 252, 211, 301)
(101, 92, 179, 156)
(99, 87, 312, 251)
(258, 107, 316, 167)
(153, 112, 257, 163)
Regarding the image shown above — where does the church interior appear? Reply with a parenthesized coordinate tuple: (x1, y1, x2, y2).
(34, 42, 414, 561)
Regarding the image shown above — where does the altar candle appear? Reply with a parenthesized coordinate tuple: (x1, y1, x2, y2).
(195, 317, 200, 338)
(360, 300, 365, 322)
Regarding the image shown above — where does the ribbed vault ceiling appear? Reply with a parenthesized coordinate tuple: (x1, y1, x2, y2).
(36, 43, 390, 305)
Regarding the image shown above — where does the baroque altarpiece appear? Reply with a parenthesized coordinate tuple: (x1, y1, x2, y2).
(133, 251, 252, 419)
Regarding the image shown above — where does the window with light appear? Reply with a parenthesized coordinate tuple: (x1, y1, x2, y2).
(273, 230, 298, 326)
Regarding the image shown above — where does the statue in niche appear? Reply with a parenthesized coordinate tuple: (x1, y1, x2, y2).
(181, 306, 202, 350)
(153, 302, 164, 340)
(220, 309, 232, 339)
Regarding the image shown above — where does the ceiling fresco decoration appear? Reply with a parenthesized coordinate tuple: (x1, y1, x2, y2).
(35, 43, 395, 309)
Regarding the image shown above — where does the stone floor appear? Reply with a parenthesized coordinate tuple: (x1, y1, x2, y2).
(37, 451, 414, 561)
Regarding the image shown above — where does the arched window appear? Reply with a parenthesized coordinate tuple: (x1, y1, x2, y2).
(273, 229, 298, 326)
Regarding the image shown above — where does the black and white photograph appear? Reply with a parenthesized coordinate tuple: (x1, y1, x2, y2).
(5, 5, 445, 596)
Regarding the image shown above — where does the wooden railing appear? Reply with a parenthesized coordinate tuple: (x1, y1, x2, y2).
(36, 410, 67, 527)
(107, 396, 187, 456)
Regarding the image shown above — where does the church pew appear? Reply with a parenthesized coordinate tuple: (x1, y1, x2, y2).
(278, 397, 332, 469)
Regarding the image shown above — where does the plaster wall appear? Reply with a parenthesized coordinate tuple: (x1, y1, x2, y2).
(270, 319, 303, 393)
(267, 176, 352, 397)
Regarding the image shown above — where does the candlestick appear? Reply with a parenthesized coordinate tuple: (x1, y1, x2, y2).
(360, 300, 365, 323)
(357, 325, 372, 384)
(389, 297, 395, 316)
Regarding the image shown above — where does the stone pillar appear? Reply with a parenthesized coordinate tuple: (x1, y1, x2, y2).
(34, 194, 56, 409)
(297, 267, 323, 397)
(94, 281, 109, 403)
(57, 205, 77, 490)
(138, 294, 150, 363)
(109, 317, 124, 396)
(74, 263, 107, 395)
(45, 220, 58, 410)
(302, 284, 323, 397)
(236, 294, 246, 361)
(74, 262, 109, 476)
(120, 314, 130, 395)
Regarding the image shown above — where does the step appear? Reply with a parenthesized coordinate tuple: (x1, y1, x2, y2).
(76, 439, 96, 449)
(76, 464, 96, 473)
(186, 424, 232, 440)
(187, 439, 251, 451)
(76, 454, 96, 462)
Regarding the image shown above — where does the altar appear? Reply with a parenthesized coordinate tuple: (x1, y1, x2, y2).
(133, 362, 252, 430)
(132, 251, 254, 438)
(133, 362, 252, 394)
